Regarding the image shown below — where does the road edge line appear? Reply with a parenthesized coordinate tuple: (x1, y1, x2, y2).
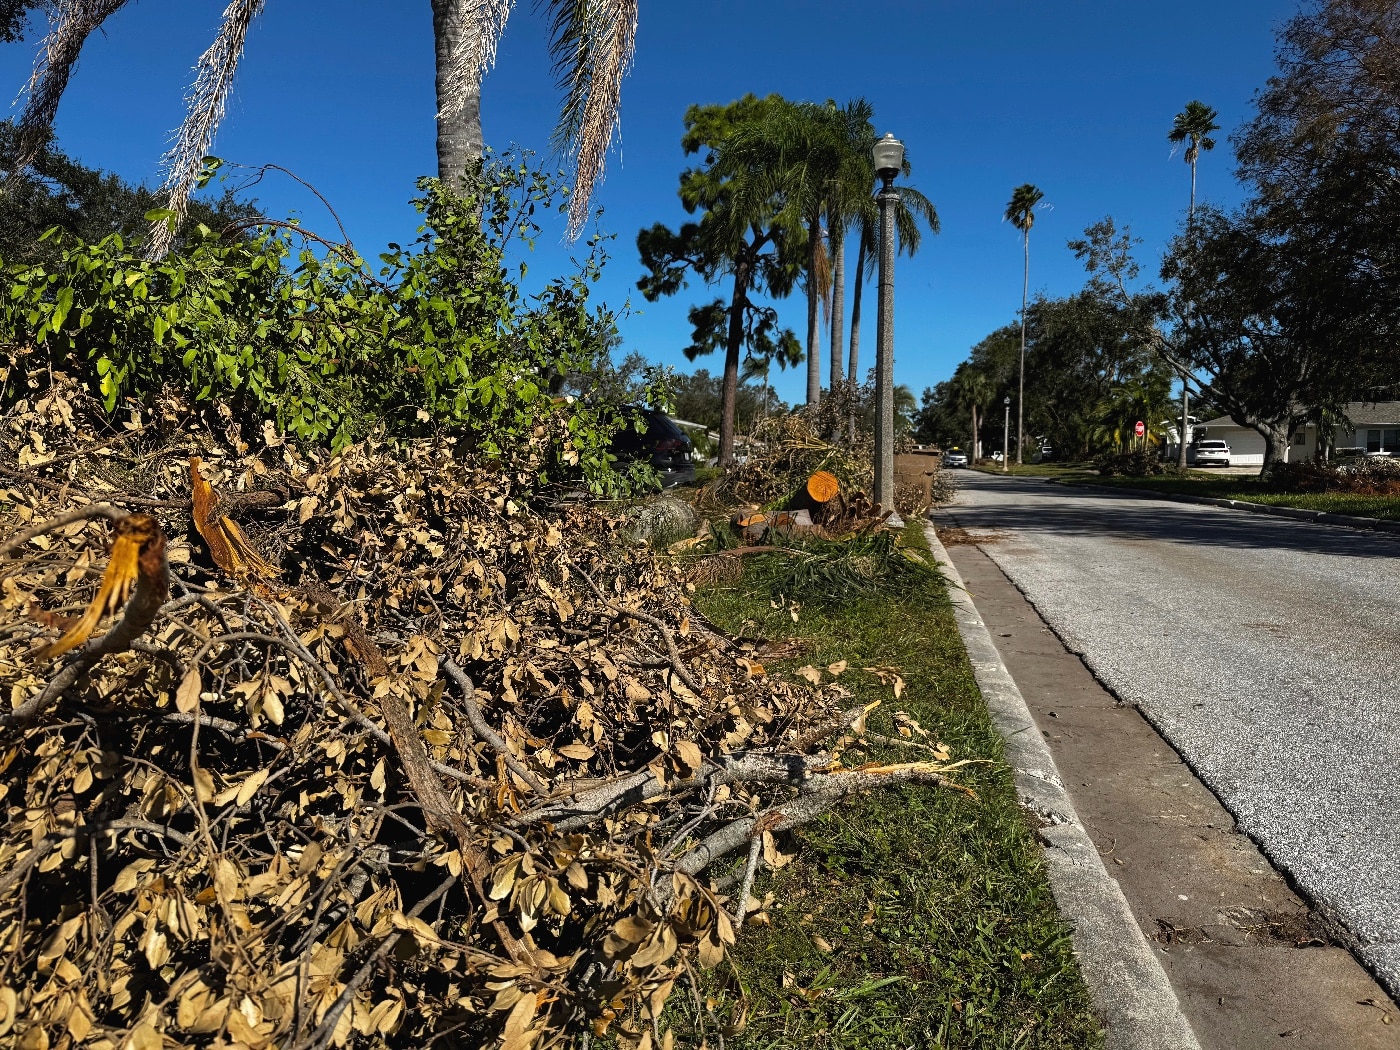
(925, 520, 1202, 1050)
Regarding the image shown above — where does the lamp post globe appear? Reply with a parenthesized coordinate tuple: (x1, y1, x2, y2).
(872, 133, 905, 519)
(873, 132, 905, 189)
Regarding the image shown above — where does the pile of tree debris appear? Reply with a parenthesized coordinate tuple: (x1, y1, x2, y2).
(696, 414, 946, 522)
(0, 380, 969, 1050)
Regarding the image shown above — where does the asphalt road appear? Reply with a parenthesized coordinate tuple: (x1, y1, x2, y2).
(941, 471, 1400, 996)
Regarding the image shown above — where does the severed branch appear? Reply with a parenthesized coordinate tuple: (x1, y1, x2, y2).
(578, 568, 704, 695)
(522, 751, 832, 832)
(673, 762, 971, 880)
(3, 513, 169, 732)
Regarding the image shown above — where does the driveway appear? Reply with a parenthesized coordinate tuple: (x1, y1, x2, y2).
(940, 470, 1400, 995)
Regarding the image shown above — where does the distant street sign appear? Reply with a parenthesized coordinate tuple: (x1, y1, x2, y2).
(1134, 420, 1146, 438)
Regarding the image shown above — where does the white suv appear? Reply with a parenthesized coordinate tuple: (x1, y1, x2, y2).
(1190, 440, 1231, 467)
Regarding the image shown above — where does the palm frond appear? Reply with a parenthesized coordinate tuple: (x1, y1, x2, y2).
(146, 0, 267, 260)
(10, 0, 132, 174)
(541, 0, 638, 237)
(437, 0, 516, 124)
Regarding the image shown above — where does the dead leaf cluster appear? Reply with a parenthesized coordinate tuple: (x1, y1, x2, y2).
(0, 378, 968, 1050)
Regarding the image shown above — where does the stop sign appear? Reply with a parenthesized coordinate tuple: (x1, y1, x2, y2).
(1134, 420, 1145, 437)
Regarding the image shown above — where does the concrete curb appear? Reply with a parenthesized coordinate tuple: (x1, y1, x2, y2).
(924, 521, 1202, 1050)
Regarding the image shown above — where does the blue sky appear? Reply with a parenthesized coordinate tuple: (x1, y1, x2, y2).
(1, 0, 1297, 406)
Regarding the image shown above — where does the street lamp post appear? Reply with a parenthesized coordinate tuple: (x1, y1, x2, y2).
(872, 132, 904, 519)
(1002, 396, 1011, 474)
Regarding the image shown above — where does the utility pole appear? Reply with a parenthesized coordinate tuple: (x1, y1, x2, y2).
(1002, 396, 1011, 474)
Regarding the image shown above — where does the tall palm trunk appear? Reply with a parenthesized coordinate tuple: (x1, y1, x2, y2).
(849, 226, 869, 383)
(971, 403, 980, 460)
(805, 214, 822, 407)
(432, 0, 484, 184)
(1188, 156, 1197, 223)
(829, 224, 846, 389)
(1017, 228, 1029, 464)
(719, 259, 753, 467)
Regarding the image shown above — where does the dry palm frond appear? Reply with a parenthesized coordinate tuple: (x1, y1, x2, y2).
(145, 0, 267, 260)
(10, 0, 132, 174)
(544, 0, 638, 237)
(435, 0, 516, 123)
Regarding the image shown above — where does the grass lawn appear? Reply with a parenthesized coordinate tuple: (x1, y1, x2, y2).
(687, 524, 1103, 1050)
(1064, 474, 1400, 520)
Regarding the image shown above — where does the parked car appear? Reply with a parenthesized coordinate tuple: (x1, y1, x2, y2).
(1189, 440, 1231, 467)
(610, 408, 697, 488)
(943, 448, 969, 468)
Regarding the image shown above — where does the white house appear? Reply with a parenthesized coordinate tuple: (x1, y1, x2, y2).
(1166, 401, 1400, 467)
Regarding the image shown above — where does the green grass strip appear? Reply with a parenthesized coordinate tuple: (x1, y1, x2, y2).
(687, 524, 1103, 1049)
(1065, 475, 1400, 520)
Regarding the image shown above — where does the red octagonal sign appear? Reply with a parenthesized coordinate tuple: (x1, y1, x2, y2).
(1134, 420, 1145, 437)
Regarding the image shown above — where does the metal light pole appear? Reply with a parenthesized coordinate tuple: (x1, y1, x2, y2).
(1002, 395, 1011, 474)
(872, 132, 904, 518)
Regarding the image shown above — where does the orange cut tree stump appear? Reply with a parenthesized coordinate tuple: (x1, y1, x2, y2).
(790, 470, 844, 525)
(805, 471, 840, 505)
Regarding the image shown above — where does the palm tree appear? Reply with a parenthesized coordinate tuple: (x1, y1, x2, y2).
(1168, 100, 1220, 223)
(947, 364, 994, 459)
(638, 94, 802, 467)
(1167, 101, 1217, 467)
(727, 100, 873, 409)
(1005, 183, 1044, 465)
(10, 0, 637, 253)
(846, 164, 939, 394)
(821, 98, 877, 395)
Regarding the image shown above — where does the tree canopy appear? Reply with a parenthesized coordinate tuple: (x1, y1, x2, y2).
(0, 122, 259, 265)
(637, 93, 804, 466)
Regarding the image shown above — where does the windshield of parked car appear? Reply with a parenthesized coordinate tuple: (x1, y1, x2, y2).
(1198, 441, 1228, 450)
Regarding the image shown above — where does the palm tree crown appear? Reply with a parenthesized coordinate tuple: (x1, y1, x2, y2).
(1168, 100, 1220, 220)
(1004, 183, 1044, 234)
(1005, 183, 1044, 465)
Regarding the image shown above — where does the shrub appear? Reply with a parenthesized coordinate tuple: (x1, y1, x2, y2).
(0, 154, 662, 495)
(1095, 448, 1171, 477)
(1265, 456, 1400, 495)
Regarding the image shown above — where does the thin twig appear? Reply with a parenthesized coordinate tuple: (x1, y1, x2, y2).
(442, 659, 549, 795)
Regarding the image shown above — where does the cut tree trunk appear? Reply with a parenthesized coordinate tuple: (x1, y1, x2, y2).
(790, 470, 842, 524)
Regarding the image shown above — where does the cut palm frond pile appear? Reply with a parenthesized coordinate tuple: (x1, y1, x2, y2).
(0, 377, 971, 1050)
(754, 531, 943, 606)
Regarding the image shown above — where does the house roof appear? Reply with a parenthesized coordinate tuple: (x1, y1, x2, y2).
(1200, 401, 1400, 428)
